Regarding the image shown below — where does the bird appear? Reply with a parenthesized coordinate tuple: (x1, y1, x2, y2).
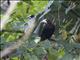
(40, 19, 55, 41)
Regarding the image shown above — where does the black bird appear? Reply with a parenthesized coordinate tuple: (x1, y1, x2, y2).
(40, 20, 55, 41)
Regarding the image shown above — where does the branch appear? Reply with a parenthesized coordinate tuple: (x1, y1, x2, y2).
(0, 1, 19, 31)
(69, 18, 80, 34)
(0, 17, 37, 58)
(74, 18, 80, 34)
(65, 2, 76, 14)
(61, 2, 80, 17)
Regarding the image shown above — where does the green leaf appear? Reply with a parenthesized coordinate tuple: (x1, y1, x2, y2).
(57, 48, 65, 59)
(48, 48, 58, 60)
(11, 57, 20, 60)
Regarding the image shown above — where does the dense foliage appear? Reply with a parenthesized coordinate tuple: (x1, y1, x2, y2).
(0, 0, 80, 60)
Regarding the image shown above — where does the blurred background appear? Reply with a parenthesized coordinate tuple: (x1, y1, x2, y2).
(0, 0, 80, 60)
